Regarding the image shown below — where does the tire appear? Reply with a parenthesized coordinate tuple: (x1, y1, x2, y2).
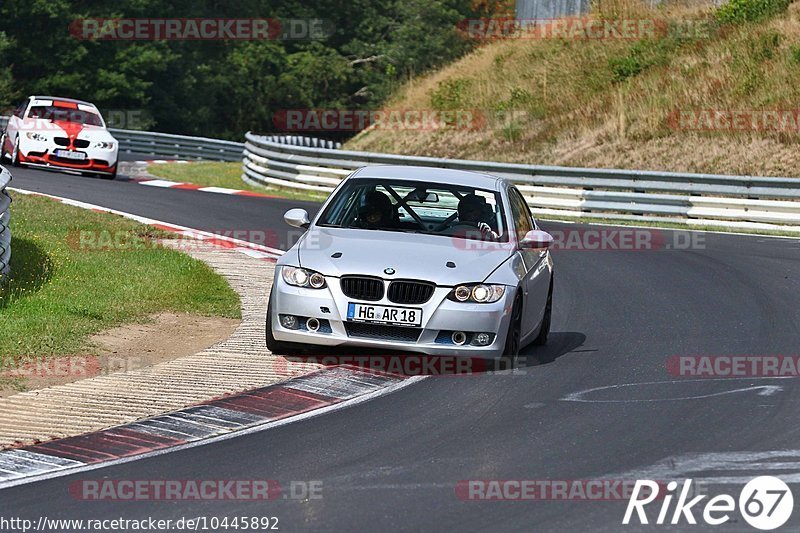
(0, 133, 7, 161)
(496, 293, 522, 371)
(10, 139, 20, 167)
(265, 295, 304, 356)
(533, 281, 553, 346)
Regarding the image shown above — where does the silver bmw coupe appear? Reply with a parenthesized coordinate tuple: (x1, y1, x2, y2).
(266, 165, 554, 363)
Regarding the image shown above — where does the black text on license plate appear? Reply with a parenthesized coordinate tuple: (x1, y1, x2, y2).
(347, 303, 422, 326)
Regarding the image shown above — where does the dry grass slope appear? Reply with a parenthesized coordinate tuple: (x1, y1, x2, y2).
(348, 0, 800, 177)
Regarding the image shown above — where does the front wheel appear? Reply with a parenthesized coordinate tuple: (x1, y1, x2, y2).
(532, 282, 553, 346)
(10, 139, 20, 166)
(0, 133, 7, 161)
(496, 293, 522, 371)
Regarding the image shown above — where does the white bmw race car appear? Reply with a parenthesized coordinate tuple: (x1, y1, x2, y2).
(1, 96, 119, 178)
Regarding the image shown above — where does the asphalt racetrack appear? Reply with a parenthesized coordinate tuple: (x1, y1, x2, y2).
(4, 160, 800, 531)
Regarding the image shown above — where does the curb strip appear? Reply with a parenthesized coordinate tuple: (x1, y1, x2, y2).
(0, 366, 412, 487)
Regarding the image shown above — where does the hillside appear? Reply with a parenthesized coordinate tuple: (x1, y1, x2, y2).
(347, 0, 800, 177)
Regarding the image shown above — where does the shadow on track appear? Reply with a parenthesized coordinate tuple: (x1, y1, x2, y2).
(519, 331, 587, 368)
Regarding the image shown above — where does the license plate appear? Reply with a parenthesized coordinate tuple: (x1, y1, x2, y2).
(54, 149, 86, 160)
(347, 303, 422, 327)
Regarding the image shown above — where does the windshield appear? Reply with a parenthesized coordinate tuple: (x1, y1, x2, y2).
(27, 105, 104, 126)
(317, 178, 508, 242)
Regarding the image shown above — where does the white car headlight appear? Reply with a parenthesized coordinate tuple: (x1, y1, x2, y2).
(448, 284, 505, 303)
(25, 132, 47, 142)
(93, 141, 116, 149)
(281, 266, 326, 289)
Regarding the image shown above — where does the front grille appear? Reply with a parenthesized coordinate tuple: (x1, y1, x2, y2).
(49, 156, 89, 165)
(74, 139, 90, 148)
(54, 137, 69, 147)
(388, 281, 435, 305)
(344, 322, 422, 342)
(341, 276, 384, 301)
(345, 322, 422, 342)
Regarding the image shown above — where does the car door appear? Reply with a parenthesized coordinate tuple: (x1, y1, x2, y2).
(4, 100, 24, 153)
(507, 186, 551, 338)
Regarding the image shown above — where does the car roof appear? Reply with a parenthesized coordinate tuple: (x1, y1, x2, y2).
(351, 165, 504, 191)
(28, 96, 97, 107)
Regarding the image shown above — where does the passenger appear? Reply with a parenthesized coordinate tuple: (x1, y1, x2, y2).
(356, 190, 395, 229)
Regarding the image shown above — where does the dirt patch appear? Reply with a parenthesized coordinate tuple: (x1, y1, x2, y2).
(0, 313, 240, 396)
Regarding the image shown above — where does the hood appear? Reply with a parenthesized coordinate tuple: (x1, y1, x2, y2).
(294, 227, 514, 285)
(50, 121, 115, 141)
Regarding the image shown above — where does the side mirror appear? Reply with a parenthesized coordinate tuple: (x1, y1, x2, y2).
(284, 208, 310, 229)
(520, 229, 553, 249)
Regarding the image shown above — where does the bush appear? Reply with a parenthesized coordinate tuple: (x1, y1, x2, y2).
(790, 45, 800, 64)
(429, 78, 472, 110)
(716, 0, 792, 24)
(609, 53, 646, 82)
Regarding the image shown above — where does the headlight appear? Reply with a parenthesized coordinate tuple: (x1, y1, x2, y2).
(93, 141, 116, 149)
(281, 266, 327, 289)
(448, 284, 505, 303)
(25, 132, 47, 142)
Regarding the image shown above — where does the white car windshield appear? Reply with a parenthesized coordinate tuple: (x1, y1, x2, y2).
(27, 105, 104, 127)
(317, 178, 508, 242)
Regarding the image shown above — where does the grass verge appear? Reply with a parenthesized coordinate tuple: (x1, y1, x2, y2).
(0, 194, 241, 362)
(146, 162, 328, 203)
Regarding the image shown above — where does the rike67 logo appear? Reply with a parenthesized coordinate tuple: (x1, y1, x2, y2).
(623, 477, 794, 530)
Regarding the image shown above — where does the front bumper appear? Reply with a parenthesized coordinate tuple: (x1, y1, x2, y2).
(19, 142, 118, 174)
(270, 273, 515, 359)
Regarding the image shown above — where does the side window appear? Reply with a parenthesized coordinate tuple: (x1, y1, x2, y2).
(508, 187, 532, 238)
(13, 100, 27, 118)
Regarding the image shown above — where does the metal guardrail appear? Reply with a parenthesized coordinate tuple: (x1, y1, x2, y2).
(110, 129, 243, 161)
(243, 132, 800, 232)
(0, 165, 11, 281)
(2, 110, 798, 232)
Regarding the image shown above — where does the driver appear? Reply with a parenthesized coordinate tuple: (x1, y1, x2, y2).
(453, 194, 500, 240)
(356, 190, 395, 229)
